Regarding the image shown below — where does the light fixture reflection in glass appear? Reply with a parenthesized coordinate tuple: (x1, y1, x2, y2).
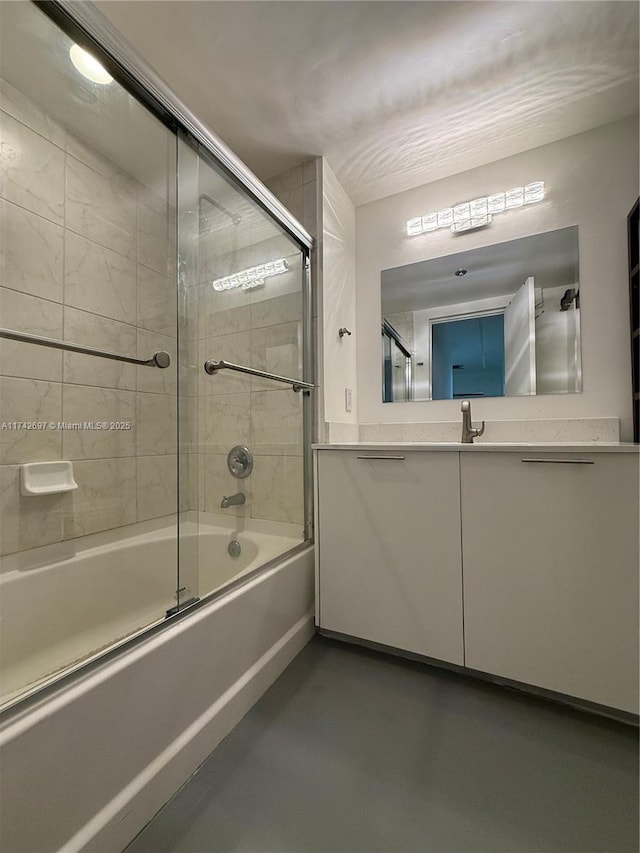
(406, 181, 545, 236)
(213, 258, 289, 292)
(69, 44, 113, 85)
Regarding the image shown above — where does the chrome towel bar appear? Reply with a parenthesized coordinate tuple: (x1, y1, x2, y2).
(204, 359, 314, 392)
(0, 327, 171, 368)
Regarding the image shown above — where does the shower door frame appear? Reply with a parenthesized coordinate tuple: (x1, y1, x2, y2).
(1, 0, 315, 716)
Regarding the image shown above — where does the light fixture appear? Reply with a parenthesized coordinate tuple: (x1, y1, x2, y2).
(455, 269, 468, 277)
(69, 44, 113, 85)
(406, 181, 545, 237)
(213, 258, 289, 292)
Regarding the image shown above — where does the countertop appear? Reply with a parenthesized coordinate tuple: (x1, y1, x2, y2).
(312, 442, 640, 453)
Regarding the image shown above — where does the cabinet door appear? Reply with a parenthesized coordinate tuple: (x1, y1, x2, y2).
(461, 452, 639, 713)
(317, 450, 463, 665)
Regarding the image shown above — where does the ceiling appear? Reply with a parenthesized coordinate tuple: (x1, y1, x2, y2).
(381, 226, 579, 314)
(94, 0, 639, 206)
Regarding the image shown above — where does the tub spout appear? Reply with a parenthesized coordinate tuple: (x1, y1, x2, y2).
(221, 492, 245, 509)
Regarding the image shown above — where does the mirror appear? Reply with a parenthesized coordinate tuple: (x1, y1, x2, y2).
(381, 227, 581, 402)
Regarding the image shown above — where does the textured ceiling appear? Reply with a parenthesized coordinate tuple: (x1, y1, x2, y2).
(95, 1, 638, 205)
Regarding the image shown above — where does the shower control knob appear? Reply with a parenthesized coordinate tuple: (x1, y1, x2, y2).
(227, 445, 253, 479)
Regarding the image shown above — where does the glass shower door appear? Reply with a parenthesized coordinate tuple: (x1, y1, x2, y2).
(0, 1, 180, 706)
(177, 133, 309, 601)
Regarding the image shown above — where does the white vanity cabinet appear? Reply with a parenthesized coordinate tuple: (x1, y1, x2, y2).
(460, 451, 640, 714)
(316, 449, 464, 665)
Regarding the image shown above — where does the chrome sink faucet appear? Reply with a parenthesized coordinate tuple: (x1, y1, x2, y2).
(461, 400, 485, 443)
(221, 492, 245, 509)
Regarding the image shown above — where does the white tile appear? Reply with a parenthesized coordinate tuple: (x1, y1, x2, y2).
(198, 289, 252, 339)
(0, 465, 65, 556)
(251, 389, 303, 455)
(61, 385, 136, 460)
(138, 197, 175, 277)
(65, 134, 132, 190)
(250, 291, 302, 330)
(250, 321, 301, 391)
(62, 458, 136, 539)
(0, 377, 62, 464)
(0, 111, 65, 224)
(251, 454, 303, 524)
(136, 392, 177, 456)
(137, 455, 177, 521)
(303, 181, 318, 235)
(64, 231, 137, 323)
(201, 392, 251, 454)
(302, 159, 317, 185)
(66, 156, 137, 259)
(137, 265, 176, 337)
(0, 199, 64, 301)
(0, 287, 63, 381)
(63, 307, 136, 390)
(0, 81, 66, 147)
(268, 164, 303, 192)
(274, 185, 304, 221)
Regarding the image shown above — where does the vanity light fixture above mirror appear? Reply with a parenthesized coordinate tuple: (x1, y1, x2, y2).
(406, 182, 545, 237)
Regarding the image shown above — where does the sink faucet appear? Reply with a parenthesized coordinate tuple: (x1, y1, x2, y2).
(221, 492, 245, 509)
(461, 400, 485, 443)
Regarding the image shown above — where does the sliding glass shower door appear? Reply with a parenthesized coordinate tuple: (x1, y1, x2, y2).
(0, 0, 312, 711)
(0, 1, 180, 706)
(177, 134, 310, 600)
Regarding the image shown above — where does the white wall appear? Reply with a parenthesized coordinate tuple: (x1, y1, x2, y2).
(355, 117, 639, 440)
(321, 158, 357, 427)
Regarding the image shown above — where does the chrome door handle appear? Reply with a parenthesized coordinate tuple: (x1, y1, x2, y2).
(521, 457, 595, 464)
(356, 455, 406, 460)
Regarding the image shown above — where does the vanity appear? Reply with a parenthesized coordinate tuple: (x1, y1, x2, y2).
(314, 443, 639, 716)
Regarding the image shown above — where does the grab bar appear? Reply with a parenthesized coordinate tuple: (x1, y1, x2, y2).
(204, 359, 314, 392)
(0, 328, 171, 368)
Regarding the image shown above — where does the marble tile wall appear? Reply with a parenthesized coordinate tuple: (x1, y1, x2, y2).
(0, 80, 178, 556)
(187, 160, 317, 529)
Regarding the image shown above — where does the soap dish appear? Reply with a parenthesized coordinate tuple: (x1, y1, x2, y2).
(21, 461, 78, 496)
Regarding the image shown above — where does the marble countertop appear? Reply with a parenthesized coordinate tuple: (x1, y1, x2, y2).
(313, 442, 640, 453)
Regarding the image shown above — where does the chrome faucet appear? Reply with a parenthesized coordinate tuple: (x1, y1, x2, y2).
(461, 400, 485, 443)
(221, 492, 245, 509)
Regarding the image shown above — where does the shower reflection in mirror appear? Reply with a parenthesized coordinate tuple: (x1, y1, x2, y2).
(381, 226, 581, 402)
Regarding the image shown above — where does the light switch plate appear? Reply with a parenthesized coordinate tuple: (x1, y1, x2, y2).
(345, 387, 352, 413)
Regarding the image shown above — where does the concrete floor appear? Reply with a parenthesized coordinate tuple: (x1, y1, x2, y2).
(126, 636, 639, 853)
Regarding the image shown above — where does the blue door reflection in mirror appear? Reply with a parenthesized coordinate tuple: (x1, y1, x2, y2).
(432, 314, 505, 400)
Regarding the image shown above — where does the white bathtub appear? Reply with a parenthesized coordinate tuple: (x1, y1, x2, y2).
(0, 543, 315, 853)
(0, 512, 305, 706)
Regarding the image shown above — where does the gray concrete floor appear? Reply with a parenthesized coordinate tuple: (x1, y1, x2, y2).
(126, 636, 639, 853)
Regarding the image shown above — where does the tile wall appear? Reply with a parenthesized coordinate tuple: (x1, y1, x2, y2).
(0, 80, 177, 556)
(177, 159, 318, 533)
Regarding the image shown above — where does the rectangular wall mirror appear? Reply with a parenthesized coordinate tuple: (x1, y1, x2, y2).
(381, 226, 581, 402)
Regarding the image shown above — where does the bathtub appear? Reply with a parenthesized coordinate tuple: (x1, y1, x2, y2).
(0, 512, 305, 707)
(0, 539, 314, 852)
